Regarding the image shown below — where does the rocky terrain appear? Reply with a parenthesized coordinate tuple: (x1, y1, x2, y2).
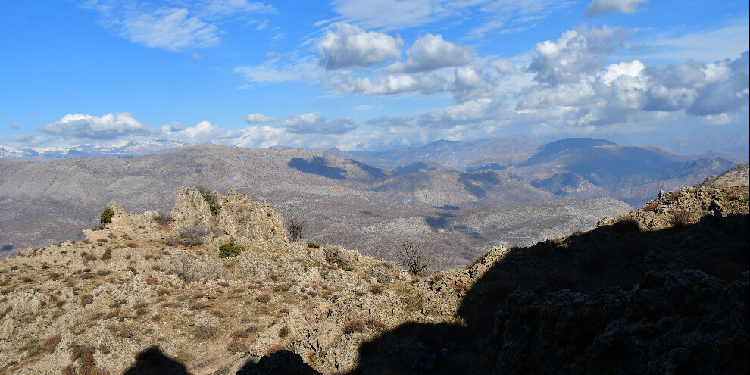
(0, 165, 747, 374)
(0, 144, 634, 268)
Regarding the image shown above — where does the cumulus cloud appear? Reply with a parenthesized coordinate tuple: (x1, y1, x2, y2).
(528, 25, 633, 86)
(280, 114, 359, 134)
(37, 113, 152, 139)
(338, 73, 445, 95)
(121, 7, 220, 52)
(418, 98, 504, 128)
(245, 113, 280, 123)
(388, 34, 472, 73)
(160, 120, 229, 143)
(9, 123, 20, 130)
(585, 0, 648, 16)
(318, 23, 403, 70)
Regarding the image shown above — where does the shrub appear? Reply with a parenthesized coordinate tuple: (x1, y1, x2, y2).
(343, 319, 365, 334)
(166, 223, 208, 247)
(194, 325, 217, 340)
(395, 240, 432, 276)
(287, 216, 306, 241)
(219, 237, 245, 258)
(100, 207, 114, 226)
(670, 210, 692, 227)
(307, 242, 320, 248)
(278, 326, 290, 338)
(612, 215, 641, 232)
(154, 213, 174, 226)
(257, 293, 271, 303)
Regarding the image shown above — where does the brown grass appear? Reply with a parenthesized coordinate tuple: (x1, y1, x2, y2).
(670, 210, 692, 227)
(264, 344, 285, 357)
(343, 319, 365, 334)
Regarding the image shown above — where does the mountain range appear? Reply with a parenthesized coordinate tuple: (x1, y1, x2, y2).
(0, 137, 743, 268)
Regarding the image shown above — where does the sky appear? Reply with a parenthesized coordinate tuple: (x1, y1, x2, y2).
(1, 0, 748, 151)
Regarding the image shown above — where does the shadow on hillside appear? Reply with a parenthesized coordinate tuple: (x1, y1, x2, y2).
(119, 214, 748, 374)
(123, 346, 188, 375)
(288, 157, 346, 179)
(348, 212, 749, 374)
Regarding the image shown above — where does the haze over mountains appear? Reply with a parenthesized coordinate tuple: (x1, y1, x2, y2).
(1, 136, 742, 268)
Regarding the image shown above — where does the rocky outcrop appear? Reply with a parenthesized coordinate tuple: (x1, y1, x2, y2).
(171, 186, 287, 241)
(696, 163, 749, 188)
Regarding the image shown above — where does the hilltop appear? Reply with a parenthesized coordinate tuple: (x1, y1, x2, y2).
(0, 173, 747, 373)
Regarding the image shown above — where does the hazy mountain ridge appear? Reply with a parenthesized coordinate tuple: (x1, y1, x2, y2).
(0, 140, 190, 160)
(0, 138, 739, 263)
(1, 143, 634, 269)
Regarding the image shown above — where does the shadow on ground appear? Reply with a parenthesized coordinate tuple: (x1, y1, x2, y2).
(121, 214, 748, 374)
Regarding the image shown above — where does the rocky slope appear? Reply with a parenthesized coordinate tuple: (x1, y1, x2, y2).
(1, 176, 747, 374)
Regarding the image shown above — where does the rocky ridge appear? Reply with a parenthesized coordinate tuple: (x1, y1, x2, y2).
(0, 179, 747, 374)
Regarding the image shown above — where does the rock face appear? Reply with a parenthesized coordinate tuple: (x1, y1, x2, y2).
(171, 186, 287, 241)
(696, 162, 749, 188)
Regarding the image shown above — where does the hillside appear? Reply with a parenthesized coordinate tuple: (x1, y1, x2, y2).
(0, 177, 747, 374)
(0, 144, 632, 269)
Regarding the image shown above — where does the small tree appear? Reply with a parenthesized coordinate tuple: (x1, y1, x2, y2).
(100, 207, 115, 227)
(395, 240, 432, 275)
(219, 237, 245, 258)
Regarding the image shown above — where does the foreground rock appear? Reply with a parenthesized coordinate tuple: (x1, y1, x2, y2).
(0, 182, 747, 374)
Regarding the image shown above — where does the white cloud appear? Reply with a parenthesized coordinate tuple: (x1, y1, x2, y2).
(245, 113, 279, 123)
(160, 120, 230, 143)
(318, 23, 403, 70)
(234, 56, 319, 83)
(280, 114, 359, 134)
(703, 113, 732, 125)
(121, 7, 220, 52)
(366, 115, 417, 127)
(9, 123, 20, 130)
(197, 0, 275, 19)
(331, 0, 442, 30)
(418, 98, 503, 128)
(643, 22, 750, 62)
(528, 25, 633, 86)
(388, 34, 472, 73)
(37, 113, 152, 139)
(339, 73, 445, 95)
(585, 0, 648, 16)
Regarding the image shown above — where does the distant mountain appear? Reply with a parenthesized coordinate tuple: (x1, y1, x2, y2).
(328, 137, 542, 171)
(0, 140, 189, 160)
(0, 144, 631, 269)
(505, 140, 735, 206)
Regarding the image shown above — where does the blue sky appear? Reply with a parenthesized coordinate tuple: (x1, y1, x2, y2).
(1, 0, 748, 151)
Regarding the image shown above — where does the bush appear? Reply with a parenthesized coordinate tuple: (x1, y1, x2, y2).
(166, 223, 208, 247)
(307, 242, 320, 248)
(99, 207, 114, 227)
(154, 213, 174, 226)
(219, 237, 245, 258)
(612, 215, 641, 232)
(395, 240, 432, 276)
(670, 210, 692, 227)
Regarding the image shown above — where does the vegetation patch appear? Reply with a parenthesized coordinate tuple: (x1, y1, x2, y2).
(219, 237, 245, 258)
